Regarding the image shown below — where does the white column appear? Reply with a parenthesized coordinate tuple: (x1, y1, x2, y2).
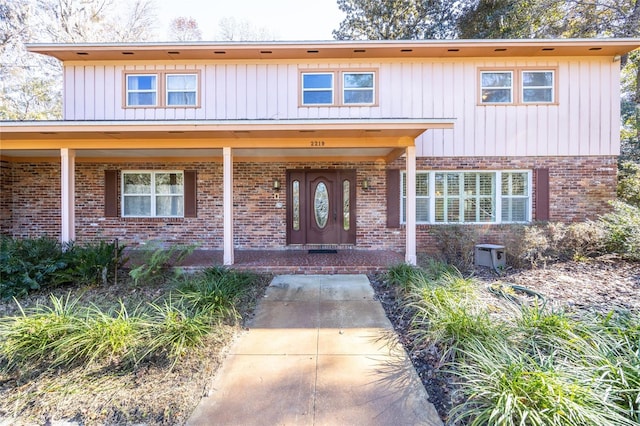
(405, 145, 417, 265)
(223, 147, 234, 265)
(60, 148, 76, 244)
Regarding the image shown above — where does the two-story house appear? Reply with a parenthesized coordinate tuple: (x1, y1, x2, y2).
(1, 39, 639, 266)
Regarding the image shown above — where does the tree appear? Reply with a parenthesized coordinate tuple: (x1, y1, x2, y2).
(332, 0, 459, 40)
(0, 0, 156, 120)
(168, 16, 202, 41)
(216, 17, 276, 41)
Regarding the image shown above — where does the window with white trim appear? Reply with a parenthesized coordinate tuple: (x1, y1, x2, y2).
(122, 171, 184, 217)
(480, 71, 513, 104)
(343, 72, 375, 105)
(522, 70, 554, 103)
(301, 72, 334, 105)
(501, 172, 530, 222)
(126, 74, 157, 106)
(402, 172, 430, 223)
(166, 73, 197, 106)
(401, 171, 531, 224)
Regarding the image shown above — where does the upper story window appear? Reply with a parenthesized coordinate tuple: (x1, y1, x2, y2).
(300, 69, 377, 107)
(301, 73, 334, 105)
(124, 71, 200, 108)
(122, 171, 184, 217)
(343, 72, 375, 105)
(126, 74, 157, 106)
(479, 68, 556, 105)
(166, 74, 198, 106)
(480, 71, 513, 104)
(522, 70, 554, 103)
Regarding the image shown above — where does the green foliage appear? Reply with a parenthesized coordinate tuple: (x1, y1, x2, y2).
(618, 161, 640, 207)
(332, 0, 458, 40)
(0, 237, 125, 298)
(387, 261, 640, 424)
(0, 268, 260, 371)
(600, 201, 640, 260)
(449, 338, 636, 426)
(0, 294, 80, 368)
(145, 298, 212, 365)
(0, 236, 71, 298)
(176, 267, 255, 321)
(128, 242, 196, 286)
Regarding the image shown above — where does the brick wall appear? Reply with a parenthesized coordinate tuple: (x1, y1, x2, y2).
(387, 156, 618, 252)
(1, 155, 616, 253)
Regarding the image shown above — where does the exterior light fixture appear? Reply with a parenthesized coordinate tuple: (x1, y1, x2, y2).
(273, 178, 281, 191)
(362, 177, 370, 190)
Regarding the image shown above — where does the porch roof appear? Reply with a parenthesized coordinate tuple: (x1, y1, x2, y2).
(0, 118, 453, 163)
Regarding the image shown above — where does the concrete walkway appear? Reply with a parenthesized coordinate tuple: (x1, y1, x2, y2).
(186, 275, 442, 426)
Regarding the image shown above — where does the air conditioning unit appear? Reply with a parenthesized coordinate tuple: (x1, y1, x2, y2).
(475, 244, 506, 269)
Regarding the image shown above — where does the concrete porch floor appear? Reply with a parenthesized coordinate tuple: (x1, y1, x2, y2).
(177, 249, 406, 274)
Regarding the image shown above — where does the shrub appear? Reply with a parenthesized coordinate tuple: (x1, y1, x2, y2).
(0, 294, 81, 367)
(0, 237, 125, 298)
(450, 337, 636, 426)
(600, 201, 640, 260)
(0, 236, 70, 298)
(618, 161, 640, 207)
(129, 242, 196, 286)
(430, 225, 480, 272)
(176, 267, 255, 321)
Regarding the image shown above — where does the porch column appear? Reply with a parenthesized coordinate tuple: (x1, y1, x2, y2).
(60, 148, 76, 244)
(223, 147, 234, 265)
(405, 145, 417, 265)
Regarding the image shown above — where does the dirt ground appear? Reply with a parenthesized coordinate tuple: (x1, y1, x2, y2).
(370, 255, 640, 422)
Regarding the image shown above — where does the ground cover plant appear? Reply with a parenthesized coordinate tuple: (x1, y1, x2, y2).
(0, 239, 269, 425)
(382, 261, 640, 426)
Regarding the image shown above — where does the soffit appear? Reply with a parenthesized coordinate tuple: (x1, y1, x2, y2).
(26, 39, 640, 62)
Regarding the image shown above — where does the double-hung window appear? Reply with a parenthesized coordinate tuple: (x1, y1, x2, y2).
(125, 71, 200, 108)
(343, 72, 375, 105)
(126, 74, 157, 106)
(522, 70, 554, 103)
(122, 171, 184, 217)
(301, 73, 334, 105)
(401, 171, 531, 224)
(300, 69, 377, 106)
(480, 68, 556, 104)
(166, 73, 198, 106)
(480, 71, 513, 104)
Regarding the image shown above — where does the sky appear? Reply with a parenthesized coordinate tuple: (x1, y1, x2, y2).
(154, 0, 345, 41)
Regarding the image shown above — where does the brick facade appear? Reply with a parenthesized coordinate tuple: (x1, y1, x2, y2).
(0, 155, 616, 254)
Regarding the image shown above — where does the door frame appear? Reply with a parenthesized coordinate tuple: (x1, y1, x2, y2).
(286, 169, 357, 245)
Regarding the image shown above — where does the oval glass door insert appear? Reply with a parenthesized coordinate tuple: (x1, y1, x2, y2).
(314, 182, 329, 229)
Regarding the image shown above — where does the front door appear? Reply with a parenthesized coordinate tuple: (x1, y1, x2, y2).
(287, 170, 356, 245)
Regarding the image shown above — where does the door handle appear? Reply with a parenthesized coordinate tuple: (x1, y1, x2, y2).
(333, 210, 337, 220)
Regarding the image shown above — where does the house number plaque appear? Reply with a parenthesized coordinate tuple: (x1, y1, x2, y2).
(310, 141, 325, 147)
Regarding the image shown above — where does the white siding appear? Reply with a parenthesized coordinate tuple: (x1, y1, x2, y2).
(64, 57, 621, 156)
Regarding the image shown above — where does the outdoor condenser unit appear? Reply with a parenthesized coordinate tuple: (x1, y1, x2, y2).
(474, 244, 506, 269)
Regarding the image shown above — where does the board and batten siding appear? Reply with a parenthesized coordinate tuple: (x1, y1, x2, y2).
(63, 57, 621, 157)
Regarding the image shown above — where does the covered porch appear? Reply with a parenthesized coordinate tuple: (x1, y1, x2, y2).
(1, 118, 455, 266)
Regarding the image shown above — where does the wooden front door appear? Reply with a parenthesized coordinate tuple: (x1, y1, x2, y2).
(287, 170, 356, 245)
